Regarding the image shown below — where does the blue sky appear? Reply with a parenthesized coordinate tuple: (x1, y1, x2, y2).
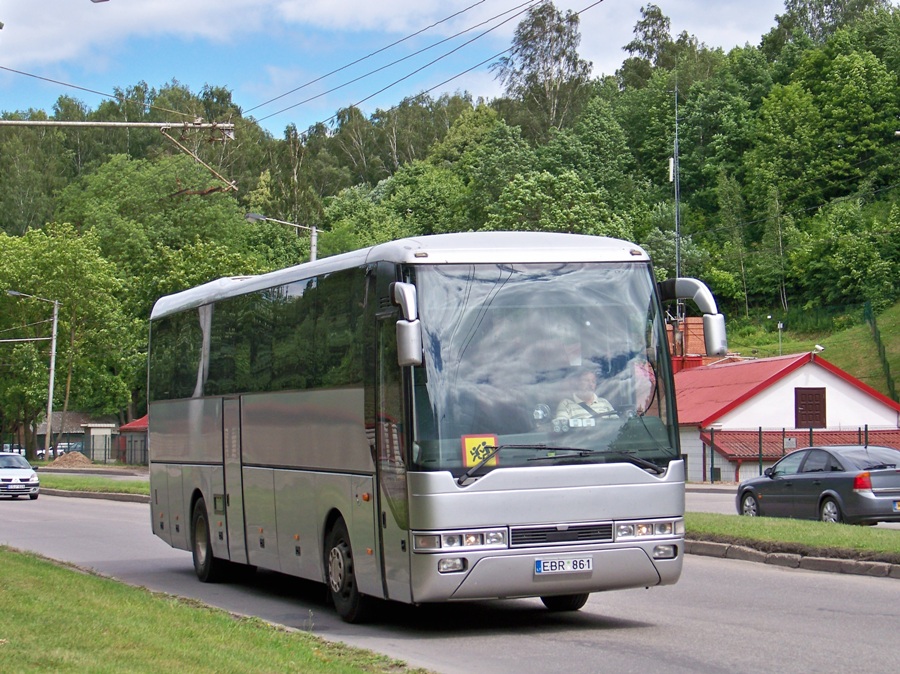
(0, 1, 788, 137)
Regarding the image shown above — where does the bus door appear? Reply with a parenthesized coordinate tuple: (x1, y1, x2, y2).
(374, 277, 412, 603)
(223, 397, 248, 564)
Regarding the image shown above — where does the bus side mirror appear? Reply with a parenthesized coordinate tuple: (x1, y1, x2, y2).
(391, 282, 423, 366)
(703, 313, 727, 356)
(396, 320, 423, 366)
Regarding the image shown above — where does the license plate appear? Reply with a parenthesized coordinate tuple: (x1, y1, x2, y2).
(893, 501, 900, 513)
(3, 485, 26, 491)
(535, 557, 592, 575)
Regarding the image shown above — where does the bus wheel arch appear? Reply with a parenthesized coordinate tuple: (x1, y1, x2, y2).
(191, 494, 228, 583)
(323, 516, 371, 623)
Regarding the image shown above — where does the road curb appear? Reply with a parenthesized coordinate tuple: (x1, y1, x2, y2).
(685, 539, 900, 580)
(41, 488, 150, 503)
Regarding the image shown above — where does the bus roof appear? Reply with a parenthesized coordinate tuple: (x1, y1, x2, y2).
(150, 232, 649, 320)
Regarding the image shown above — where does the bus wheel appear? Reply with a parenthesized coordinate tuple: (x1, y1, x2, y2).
(541, 593, 590, 612)
(191, 497, 228, 583)
(325, 520, 370, 623)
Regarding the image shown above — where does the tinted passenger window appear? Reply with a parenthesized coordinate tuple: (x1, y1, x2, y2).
(772, 451, 805, 477)
(801, 449, 830, 473)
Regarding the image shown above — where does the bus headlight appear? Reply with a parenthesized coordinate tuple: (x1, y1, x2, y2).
(414, 528, 508, 552)
(615, 518, 683, 541)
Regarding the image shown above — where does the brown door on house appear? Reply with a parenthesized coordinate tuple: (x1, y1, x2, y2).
(795, 388, 826, 428)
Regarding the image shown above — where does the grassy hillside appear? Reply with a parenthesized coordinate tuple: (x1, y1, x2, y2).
(726, 302, 900, 401)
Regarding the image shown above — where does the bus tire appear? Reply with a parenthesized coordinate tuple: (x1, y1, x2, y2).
(191, 497, 228, 583)
(541, 593, 590, 612)
(325, 519, 370, 623)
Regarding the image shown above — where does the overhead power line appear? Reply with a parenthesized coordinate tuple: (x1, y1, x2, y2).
(245, 0, 489, 114)
(257, 0, 543, 124)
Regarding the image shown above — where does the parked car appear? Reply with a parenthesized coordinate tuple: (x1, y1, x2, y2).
(737, 445, 900, 524)
(0, 451, 40, 500)
(1, 443, 24, 454)
(54, 441, 83, 454)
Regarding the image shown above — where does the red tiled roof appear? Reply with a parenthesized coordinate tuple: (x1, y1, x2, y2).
(700, 429, 900, 461)
(674, 353, 900, 427)
(119, 414, 148, 432)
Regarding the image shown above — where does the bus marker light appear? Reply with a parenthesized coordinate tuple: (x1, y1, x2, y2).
(362, 492, 371, 502)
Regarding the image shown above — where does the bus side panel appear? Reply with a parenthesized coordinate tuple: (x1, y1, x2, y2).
(181, 465, 228, 561)
(243, 466, 280, 571)
(241, 389, 372, 472)
(274, 469, 321, 581)
(149, 398, 223, 463)
(315, 473, 381, 598)
(165, 465, 187, 551)
(149, 462, 171, 546)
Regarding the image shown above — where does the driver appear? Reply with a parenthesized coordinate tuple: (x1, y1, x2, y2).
(554, 368, 618, 422)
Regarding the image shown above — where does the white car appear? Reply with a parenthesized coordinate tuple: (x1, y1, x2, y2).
(0, 452, 40, 500)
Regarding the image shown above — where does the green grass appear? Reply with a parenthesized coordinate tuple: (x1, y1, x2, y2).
(686, 512, 900, 561)
(39, 474, 150, 496)
(0, 546, 428, 674)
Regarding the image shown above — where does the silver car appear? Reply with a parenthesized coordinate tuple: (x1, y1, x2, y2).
(737, 445, 900, 524)
(0, 452, 40, 500)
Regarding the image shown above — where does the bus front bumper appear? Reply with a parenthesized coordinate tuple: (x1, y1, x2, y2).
(409, 540, 683, 603)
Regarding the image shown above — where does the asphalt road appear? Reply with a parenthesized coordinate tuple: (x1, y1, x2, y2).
(1, 495, 899, 674)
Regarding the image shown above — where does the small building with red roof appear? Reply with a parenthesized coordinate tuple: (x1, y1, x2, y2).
(117, 414, 148, 465)
(674, 352, 900, 483)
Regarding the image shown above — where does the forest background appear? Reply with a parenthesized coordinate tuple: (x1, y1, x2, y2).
(0, 0, 898, 452)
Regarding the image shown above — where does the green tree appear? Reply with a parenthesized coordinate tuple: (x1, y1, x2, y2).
(491, 0, 592, 141)
(484, 170, 633, 239)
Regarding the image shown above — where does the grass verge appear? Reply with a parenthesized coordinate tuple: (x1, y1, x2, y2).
(686, 512, 900, 564)
(0, 546, 427, 674)
(39, 474, 150, 496)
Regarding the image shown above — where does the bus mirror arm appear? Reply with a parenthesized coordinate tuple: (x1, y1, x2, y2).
(390, 282, 418, 321)
(396, 319, 423, 367)
(658, 278, 728, 357)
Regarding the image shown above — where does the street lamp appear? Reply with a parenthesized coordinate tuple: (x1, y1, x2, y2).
(6, 291, 59, 457)
(244, 212, 318, 261)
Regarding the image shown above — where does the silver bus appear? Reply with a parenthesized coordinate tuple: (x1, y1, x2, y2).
(148, 231, 727, 622)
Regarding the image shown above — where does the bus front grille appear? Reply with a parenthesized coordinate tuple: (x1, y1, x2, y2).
(510, 523, 614, 547)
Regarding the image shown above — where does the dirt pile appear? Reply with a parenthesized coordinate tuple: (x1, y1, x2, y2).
(50, 452, 94, 468)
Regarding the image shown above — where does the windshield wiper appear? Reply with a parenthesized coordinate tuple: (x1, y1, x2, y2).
(457, 444, 550, 485)
(527, 446, 597, 461)
(604, 451, 665, 475)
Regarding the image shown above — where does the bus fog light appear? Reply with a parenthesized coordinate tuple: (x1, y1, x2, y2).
(652, 545, 677, 560)
(414, 535, 441, 551)
(439, 558, 467, 573)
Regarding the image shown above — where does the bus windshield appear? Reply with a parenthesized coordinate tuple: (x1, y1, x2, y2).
(409, 262, 678, 476)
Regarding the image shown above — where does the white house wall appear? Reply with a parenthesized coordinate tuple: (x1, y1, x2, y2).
(715, 364, 899, 429)
(679, 429, 706, 483)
